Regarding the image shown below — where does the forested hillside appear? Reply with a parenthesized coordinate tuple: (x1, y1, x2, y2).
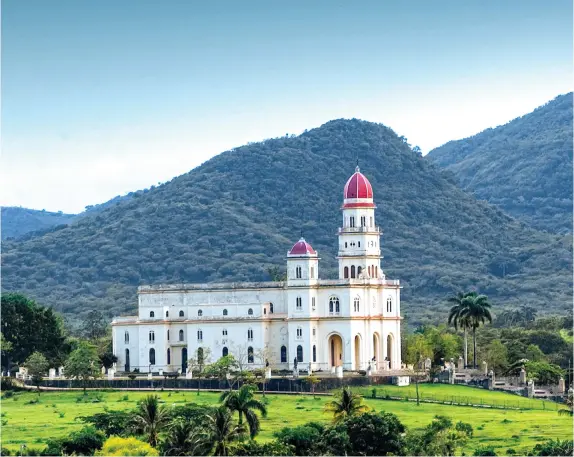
(1, 119, 571, 325)
(427, 93, 573, 234)
(1, 207, 76, 240)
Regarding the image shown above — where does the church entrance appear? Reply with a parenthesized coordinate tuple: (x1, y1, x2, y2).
(354, 335, 361, 370)
(125, 349, 130, 372)
(181, 348, 188, 373)
(329, 334, 343, 367)
(386, 334, 393, 368)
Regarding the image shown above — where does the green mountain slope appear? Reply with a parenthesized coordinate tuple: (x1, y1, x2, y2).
(1, 207, 76, 240)
(1, 120, 571, 325)
(427, 93, 573, 234)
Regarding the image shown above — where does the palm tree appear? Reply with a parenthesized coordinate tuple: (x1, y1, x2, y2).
(447, 291, 473, 367)
(131, 394, 170, 447)
(194, 406, 246, 456)
(459, 293, 493, 369)
(219, 384, 267, 438)
(324, 386, 369, 423)
(162, 419, 202, 456)
(558, 391, 573, 416)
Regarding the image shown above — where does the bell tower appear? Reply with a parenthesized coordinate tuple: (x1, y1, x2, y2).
(337, 166, 383, 280)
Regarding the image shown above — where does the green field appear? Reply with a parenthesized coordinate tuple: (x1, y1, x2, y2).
(1, 387, 571, 455)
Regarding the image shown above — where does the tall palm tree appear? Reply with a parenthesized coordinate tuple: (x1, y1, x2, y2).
(194, 406, 246, 456)
(324, 386, 369, 423)
(448, 292, 473, 367)
(459, 293, 493, 369)
(219, 384, 267, 438)
(131, 394, 170, 447)
(162, 419, 201, 456)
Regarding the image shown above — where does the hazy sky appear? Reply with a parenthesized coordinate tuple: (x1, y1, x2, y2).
(2, 0, 572, 213)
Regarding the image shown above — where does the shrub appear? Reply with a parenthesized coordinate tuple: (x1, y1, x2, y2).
(474, 445, 498, 456)
(2, 391, 14, 399)
(455, 421, 474, 437)
(506, 449, 517, 456)
(230, 440, 295, 456)
(529, 439, 574, 456)
(95, 436, 159, 456)
(80, 410, 133, 437)
(371, 388, 377, 398)
(1, 447, 11, 455)
(60, 426, 106, 455)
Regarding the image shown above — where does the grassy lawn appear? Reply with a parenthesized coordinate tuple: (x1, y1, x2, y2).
(1, 388, 571, 455)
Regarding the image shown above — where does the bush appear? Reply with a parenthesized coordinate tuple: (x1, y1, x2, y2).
(230, 440, 295, 456)
(371, 388, 377, 398)
(57, 426, 106, 455)
(455, 421, 474, 437)
(2, 391, 14, 399)
(0, 447, 11, 456)
(80, 411, 133, 437)
(95, 436, 159, 456)
(506, 449, 517, 456)
(474, 446, 498, 456)
(528, 439, 574, 456)
(343, 411, 406, 456)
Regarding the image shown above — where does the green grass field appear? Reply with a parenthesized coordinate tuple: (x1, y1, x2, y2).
(1, 387, 571, 455)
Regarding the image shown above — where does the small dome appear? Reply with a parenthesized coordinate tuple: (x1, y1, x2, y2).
(288, 237, 317, 256)
(344, 166, 373, 199)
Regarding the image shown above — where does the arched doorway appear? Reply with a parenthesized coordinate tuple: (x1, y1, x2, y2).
(328, 334, 343, 367)
(181, 348, 188, 373)
(386, 334, 393, 369)
(373, 333, 380, 368)
(354, 335, 361, 370)
(125, 349, 130, 372)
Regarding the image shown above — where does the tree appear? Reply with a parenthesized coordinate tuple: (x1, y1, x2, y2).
(482, 339, 508, 374)
(405, 415, 472, 456)
(96, 436, 159, 456)
(343, 411, 406, 456)
(95, 336, 117, 370)
(557, 390, 573, 416)
(254, 344, 276, 397)
(81, 310, 108, 341)
(448, 291, 473, 366)
(131, 395, 170, 447)
(80, 410, 133, 437)
(303, 375, 321, 398)
(405, 333, 432, 405)
(24, 351, 49, 392)
(160, 419, 200, 456)
(220, 384, 267, 438)
(195, 406, 246, 456)
(324, 386, 369, 423)
(528, 439, 574, 456)
(64, 341, 101, 392)
(267, 266, 287, 281)
(205, 355, 239, 391)
(274, 423, 324, 456)
(188, 346, 211, 395)
(524, 361, 564, 385)
(459, 293, 493, 368)
(230, 439, 295, 456)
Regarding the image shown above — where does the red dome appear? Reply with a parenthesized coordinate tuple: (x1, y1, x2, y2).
(288, 238, 316, 256)
(344, 167, 373, 200)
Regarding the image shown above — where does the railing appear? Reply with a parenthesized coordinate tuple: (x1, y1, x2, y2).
(338, 226, 380, 234)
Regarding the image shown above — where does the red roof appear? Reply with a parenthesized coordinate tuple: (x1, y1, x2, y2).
(288, 238, 317, 256)
(343, 167, 373, 200)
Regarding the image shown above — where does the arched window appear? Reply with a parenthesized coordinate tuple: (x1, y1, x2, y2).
(344, 266, 349, 278)
(264, 308, 267, 315)
(354, 296, 360, 312)
(375, 266, 378, 278)
(372, 297, 376, 309)
(222, 329, 228, 336)
(179, 329, 184, 341)
(198, 309, 203, 317)
(247, 328, 253, 341)
(351, 265, 356, 278)
(357, 266, 362, 276)
(329, 296, 340, 314)
(297, 345, 303, 362)
(149, 348, 156, 365)
(223, 309, 228, 316)
(248, 308, 253, 315)
(125, 349, 130, 372)
(167, 330, 170, 341)
(368, 266, 371, 277)
(345, 242, 348, 248)
(311, 267, 314, 279)
(313, 345, 317, 362)
(360, 216, 366, 227)
(296, 327, 303, 339)
(296, 297, 302, 310)
(281, 345, 287, 363)
(167, 348, 171, 365)
(358, 241, 361, 248)
(248, 347, 254, 363)
(296, 266, 302, 279)
(149, 331, 155, 343)
(124, 331, 129, 344)
(149, 311, 155, 318)
(270, 303, 274, 314)
(312, 297, 316, 310)
(222, 347, 228, 357)
(165, 310, 169, 318)
(196, 330, 202, 341)
(387, 297, 392, 313)
(179, 310, 184, 317)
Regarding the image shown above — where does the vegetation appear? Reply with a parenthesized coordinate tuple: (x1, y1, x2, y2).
(23, 351, 49, 392)
(324, 386, 369, 423)
(427, 92, 573, 234)
(220, 385, 267, 438)
(131, 395, 170, 447)
(64, 342, 101, 392)
(96, 436, 159, 456)
(2, 120, 571, 326)
(0, 207, 76, 240)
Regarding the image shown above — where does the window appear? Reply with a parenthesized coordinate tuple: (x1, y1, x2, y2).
(296, 297, 302, 310)
(358, 241, 361, 248)
(354, 296, 360, 312)
(149, 311, 155, 318)
(167, 330, 170, 341)
(223, 309, 228, 316)
(179, 330, 185, 341)
(179, 310, 184, 317)
(281, 346, 287, 363)
(387, 297, 392, 313)
(351, 265, 356, 278)
(165, 310, 169, 318)
(311, 266, 314, 279)
(357, 266, 362, 276)
(375, 266, 378, 277)
(222, 329, 228, 336)
(296, 327, 303, 339)
(270, 303, 274, 314)
(350, 217, 355, 228)
(248, 347, 254, 363)
(197, 329, 202, 341)
(370, 216, 373, 227)
(222, 347, 228, 357)
(344, 266, 349, 278)
(312, 297, 316, 311)
(329, 296, 340, 314)
(149, 331, 155, 343)
(345, 242, 348, 248)
(313, 345, 317, 362)
(297, 345, 303, 362)
(296, 266, 302, 279)
(124, 331, 129, 344)
(167, 348, 171, 365)
(149, 348, 156, 365)
(372, 297, 376, 309)
(264, 308, 267, 315)
(312, 327, 316, 337)
(198, 309, 203, 317)
(248, 308, 253, 315)
(247, 328, 253, 341)
(361, 216, 366, 226)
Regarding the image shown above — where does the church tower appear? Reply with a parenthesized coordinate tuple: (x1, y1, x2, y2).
(338, 166, 383, 280)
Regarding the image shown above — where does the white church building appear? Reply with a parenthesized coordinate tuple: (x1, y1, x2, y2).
(112, 166, 402, 374)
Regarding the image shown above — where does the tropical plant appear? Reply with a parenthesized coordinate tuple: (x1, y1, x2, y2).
(448, 291, 473, 366)
(324, 386, 369, 423)
(131, 395, 170, 447)
(220, 384, 267, 438)
(160, 419, 201, 456)
(194, 406, 246, 456)
(343, 411, 406, 456)
(528, 438, 574, 456)
(96, 436, 159, 456)
(458, 293, 493, 368)
(303, 375, 321, 398)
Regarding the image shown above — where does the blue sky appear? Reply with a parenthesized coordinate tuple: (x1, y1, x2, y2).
(2, 0, 572, 213)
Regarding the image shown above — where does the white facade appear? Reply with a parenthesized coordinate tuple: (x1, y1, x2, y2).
(112, 167, 402, 374)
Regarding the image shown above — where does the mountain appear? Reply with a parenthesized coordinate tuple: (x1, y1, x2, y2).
(427, 93, 573, 234)
(1, 119, 572, 326)
(1, 207, 76, 240)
